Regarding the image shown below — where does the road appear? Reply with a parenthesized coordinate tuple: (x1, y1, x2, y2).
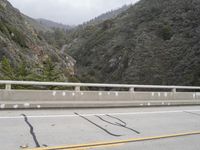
(0, 106, 200, 150)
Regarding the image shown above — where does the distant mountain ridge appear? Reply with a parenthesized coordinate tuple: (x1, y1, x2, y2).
(36, 18, 74, 30)
(23, 15, 52, 32)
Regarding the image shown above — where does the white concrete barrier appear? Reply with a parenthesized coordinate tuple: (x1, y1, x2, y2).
(0, 80, 200, 109)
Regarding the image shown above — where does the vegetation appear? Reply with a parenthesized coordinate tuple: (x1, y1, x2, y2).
(1, 0, 199, 87)
(39, 28, 69, 48)
(0, 0, 75, 86)
(37, 5, 131, 49)
(35, 58, 64, 82)
(0, 57, 74, 89)
(0, 21, 10, 37)
(66, 0, 200, 86)
(0, 20, 27, 47)
(6, 24, 27, 48)
(158, 24, 173, 41)
(0, 57, 15, 80)
(0, 4, 5, 11)
(83, 5, 130, 26)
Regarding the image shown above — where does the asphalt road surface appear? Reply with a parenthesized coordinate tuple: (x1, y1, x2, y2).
(1, 106, 200, 150)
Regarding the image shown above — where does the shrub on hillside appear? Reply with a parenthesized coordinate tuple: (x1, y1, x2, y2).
(158, 24, 173, 40)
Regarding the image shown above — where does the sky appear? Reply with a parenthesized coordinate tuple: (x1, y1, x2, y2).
(7, 0, 139, 25)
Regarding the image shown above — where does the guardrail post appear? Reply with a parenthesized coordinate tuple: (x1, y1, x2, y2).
(5, 84, 11, 90)
(75, 86, 80, 91)
(172, 88, 176, 93)
(129, 87, 135, 92)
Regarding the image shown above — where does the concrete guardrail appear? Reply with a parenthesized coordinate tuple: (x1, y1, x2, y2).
(0, 80, 200, 109)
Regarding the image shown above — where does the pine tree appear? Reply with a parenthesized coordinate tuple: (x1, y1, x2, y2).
(35, 58, 64, 90)
(39, 58, 62, 82)
(16, 61, 31, 81)
(0, 57, 15, 80)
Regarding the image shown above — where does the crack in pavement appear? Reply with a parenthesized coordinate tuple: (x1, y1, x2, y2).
(74, 112, 122, 137)
(96, 115, 140, 134)
(21, 114, 40, 148)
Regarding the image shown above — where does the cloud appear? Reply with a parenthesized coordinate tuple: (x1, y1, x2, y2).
(7, 0, 139, 25)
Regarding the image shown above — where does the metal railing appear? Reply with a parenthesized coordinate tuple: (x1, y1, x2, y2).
(0, 80, 200, 92)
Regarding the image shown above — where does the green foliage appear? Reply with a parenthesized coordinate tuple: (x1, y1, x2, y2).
(39, 28, 67, 48)
(0, 21, 10, 37)
(158, 24, 173, 40)
(0, 0, 77, 90)
(67, 75, 80, 83)
(66, 0, 200, 86)
(16, 61, 32, 81)
(0, 20, 27, 47)
(0, 57, 15, 80)
(80, 74, 98, 83)
(33, 58, 69, 90)
(35, 58, 63, 82)
(6, 24, 27, 47)
(0, 4, 5, 11)
(102, 19, 114, 30)
(0, 57, 71, 89)
(0, 57, 36, 88)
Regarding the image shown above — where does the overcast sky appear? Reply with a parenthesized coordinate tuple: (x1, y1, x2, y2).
(7, 0, 139, 25)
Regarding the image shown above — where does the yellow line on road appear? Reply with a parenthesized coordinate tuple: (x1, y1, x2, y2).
(25, 131, 200, 150)
(60, 143, 124, 150)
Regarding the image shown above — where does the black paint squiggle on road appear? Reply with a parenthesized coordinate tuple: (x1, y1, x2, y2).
(106, 114, 127, 126)
(184, 111, 200, 117)
(21, 114, 40, 147)
(96, 115, 140, 134)
(74, 112, 122, 137)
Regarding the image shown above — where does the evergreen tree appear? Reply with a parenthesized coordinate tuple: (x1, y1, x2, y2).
(16, 61, 31, 81)
(35, 58, 64, 89)
(0, 57, 15, 80)
(35, 58, 64, 82)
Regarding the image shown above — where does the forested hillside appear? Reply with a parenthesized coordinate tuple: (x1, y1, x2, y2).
(84, 5, 130, 26)
(0, 0, 199, 86)
(38, 5, 131, 50)
(0, 0, 77, 83)
(67, 0, 200, 86)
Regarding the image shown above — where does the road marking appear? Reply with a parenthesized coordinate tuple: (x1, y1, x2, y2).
(25, 130, 200, 150)
(60, 143, 124, 150)
(0, 109, 200, 119)
(75, 112, 122, 137)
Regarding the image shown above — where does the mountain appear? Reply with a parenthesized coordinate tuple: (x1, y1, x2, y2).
(67, 0, 200, 86)
(36, 18, 74, 30)
(23, 15, 52, 32)
(34, 19, 75, 49)
(84, 5, 131, 26)
(0, 0, 76, 81)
